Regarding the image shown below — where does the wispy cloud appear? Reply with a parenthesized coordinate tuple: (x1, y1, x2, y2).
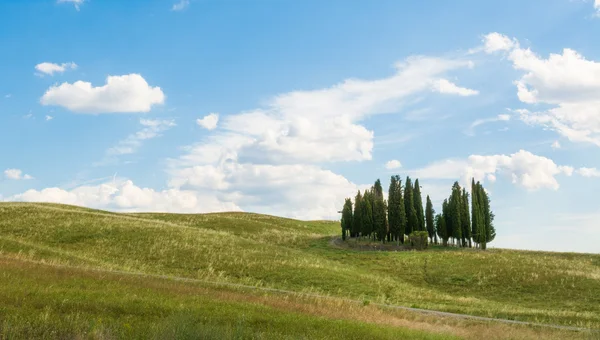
(171, 0, 190, 11)
(466, 113, 511, 136)
(57, 0, 84, 11)
(94, 119, 176, 166)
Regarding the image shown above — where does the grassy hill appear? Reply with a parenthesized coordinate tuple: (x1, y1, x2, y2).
(0, 202, 599, 339)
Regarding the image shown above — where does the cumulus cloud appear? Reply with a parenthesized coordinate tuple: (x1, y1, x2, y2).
(432, 78, 479, 96)
(57, 0, 84, 10)
(171, 0, 189, 11)
(467, 113, 511, 135)
(161, 55, 477, 218)
(197, 113, 219, 130)
(4, 169, 34, 180)
(205, 56, 476, 165)
(8, 179, 240, 214)
(551, 140, 561, 149)
(167, 163, 365, 219)
(14, 53, 478, 219)
(35, 62, 77, 76)
(482, 32, 600, 148)
(385, 159, 402, 170)
(481, 32, 518, 53)
(40, 74, 165, 114)
(410, 150, 574, 191)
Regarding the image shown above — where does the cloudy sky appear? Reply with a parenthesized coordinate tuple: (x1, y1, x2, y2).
(1, 0, 600, 253)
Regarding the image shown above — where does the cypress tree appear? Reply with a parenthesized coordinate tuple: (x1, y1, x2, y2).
(480, 185, 496, 249)
(388, 176, 400, 244)
(352, 191, 363, 238)
(440, 199, 450, 246)
(404, 177, 418, 236)
(341, 198, 353, 241)
(471, 178, 481, 248)
(449, 182, 462, 246)
(413, 179, 425, 231)
(374, 198, 387, 242)
(425, 195, 435, 244)
(398, 177, 407, 244)
(461, 188, 472, 247)
(371, 179, 387, 243)
(361, 190, 374, 239)
(373, 179, 384, 201)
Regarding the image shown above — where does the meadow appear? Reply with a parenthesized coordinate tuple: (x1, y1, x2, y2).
(0, 202, 598, 339)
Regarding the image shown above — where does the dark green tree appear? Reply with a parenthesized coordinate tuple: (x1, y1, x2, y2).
(388, 176, 401, 245)
(440, 199, 450, 246)
(352, 190, 363, 238)
(425, 195, 435, 244)
(341, 198, 353, 241)
(373, 179, 384, 201)
(449, 182, 463, 246)
(481, 185, 496, 249)
(471, 178, 481, 248)
(371, 179, 387, 243)
(413, 179, 425, 231)
(397, 177, 407, 244)
(374, 198, 387, 242)
(404, 177, 418, 236)
(361, 190, 374, 239)
(461, 188, 472, 247)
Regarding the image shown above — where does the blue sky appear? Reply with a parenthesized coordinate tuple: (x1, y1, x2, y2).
(1, 0, 600, 253)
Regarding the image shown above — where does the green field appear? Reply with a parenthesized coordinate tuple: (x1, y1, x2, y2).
(0, 202, 598, 339)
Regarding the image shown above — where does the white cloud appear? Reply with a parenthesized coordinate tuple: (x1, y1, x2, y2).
(577, 167, 600, 177)
(481, 32, 518, 54)
(167, 163, 365, 220)
(45, 115, 54, 121)
(96, 119, 175, 166)
(35, 62, 77, 76)
(40, 74, 165, 114)
(197, 113, 219, 130)
(595, 0, 600, 16)
(410, 150, 574, 191)
(14, 53, 477, 219)
(432, 78, 479, 96)
(208, 56, 475, 165)
(482, 33, 600, 148)
(467, 113, 511, 135)
(551, 140, 561, 149)
(159, 55, 478, 218)
(171, 0, 189, 11)
(4, 169, 34, 180)
(57, 0, 84, 10)
(385, 159, 402, 170)
(8, 179, 240, 214)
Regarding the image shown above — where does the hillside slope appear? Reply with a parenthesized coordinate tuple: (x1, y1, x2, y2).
(0, 202, 598, 339)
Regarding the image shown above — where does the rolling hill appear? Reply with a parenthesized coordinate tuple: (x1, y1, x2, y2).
(0, 202, 598, 339)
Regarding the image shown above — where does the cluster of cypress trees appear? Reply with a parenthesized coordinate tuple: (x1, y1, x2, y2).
(340, 177, 496, 249)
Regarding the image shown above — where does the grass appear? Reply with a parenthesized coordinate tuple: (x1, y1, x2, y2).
(0, 202, 599, 339)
